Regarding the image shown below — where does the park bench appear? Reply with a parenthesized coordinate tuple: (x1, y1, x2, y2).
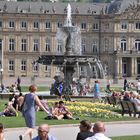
(120, 100, 140, 117)
(105, 96, 117, 106)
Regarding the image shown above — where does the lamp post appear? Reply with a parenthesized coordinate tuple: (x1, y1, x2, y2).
(0, 68, 3, 85)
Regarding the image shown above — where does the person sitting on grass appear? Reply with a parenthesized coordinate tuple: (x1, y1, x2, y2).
(17, 92, 24, 111)
(58, 101, 73, 119)
(76, 120, 94, 140)
(51, 102, 64, 120)
(0, 102, 18, 117)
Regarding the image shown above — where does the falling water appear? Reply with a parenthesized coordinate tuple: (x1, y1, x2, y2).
(96, 60, 105, 78)
(76, 62, 80, 78)
(56, 3, 81, 55)
(64, 3, 72, 27)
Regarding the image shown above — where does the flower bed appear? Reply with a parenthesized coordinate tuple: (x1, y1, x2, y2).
(48, 101, 122, 119)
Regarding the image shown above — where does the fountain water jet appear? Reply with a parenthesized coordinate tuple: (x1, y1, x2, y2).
(36, 4, 105, 100)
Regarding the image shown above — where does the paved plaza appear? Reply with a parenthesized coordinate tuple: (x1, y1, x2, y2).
(4, 121, 140, 140)
(2, 76, 139, 87)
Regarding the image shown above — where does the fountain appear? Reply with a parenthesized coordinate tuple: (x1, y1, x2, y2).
(36, 4, 105, 99)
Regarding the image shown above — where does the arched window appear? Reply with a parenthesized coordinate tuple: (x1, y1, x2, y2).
(135, 39, 140, 51)
(120, 38, 127, 51)
(92, 39, 98, 54)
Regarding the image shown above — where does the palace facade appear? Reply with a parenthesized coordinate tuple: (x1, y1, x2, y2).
(0, 0, 140, 80)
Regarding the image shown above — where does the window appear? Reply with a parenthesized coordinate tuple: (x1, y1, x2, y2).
(93, 23, 99, 30)
(137, 60, 140, 75)
(45, 39, 50, 52)
(136, 22, 140, 29)
(9, 60, 14, 71)
(57, 22, 62, 28)
(45, 65, 51, 72)
(33, 21, 39, 29)
(21, 60, 26, 71)
(135, 39, 140, 51)
(21, 39, 27, 51)
(121, 21, 127, 30)
(33, 63, 38, 72)
(81, 23, 86, 29)
(45, 21, 51, 29)
(9, 21, 15, 28)
(92, 39, 98, 53)
(81, 38, 86, 53)
(21, 21, 27, 29)
(9, 39, 15, 51)
(0, 39, 2, 51)
(57, 40, 63, 53)
(0, 21, 2, 28)
(33, 39, 39, 51)
(120, 39, 127, 51)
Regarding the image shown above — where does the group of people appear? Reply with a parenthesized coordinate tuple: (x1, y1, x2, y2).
(0, 120, 111, 140)
(51, 101, 73, 120)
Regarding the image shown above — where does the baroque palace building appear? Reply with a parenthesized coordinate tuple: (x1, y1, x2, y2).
(0, 0, 140, 80)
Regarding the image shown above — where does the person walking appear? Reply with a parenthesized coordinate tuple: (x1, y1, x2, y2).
(76, 120, 94, 140)
(123, 78, 127, 91)
(19, 85, 52, 140)
(85, 121, 111, 140)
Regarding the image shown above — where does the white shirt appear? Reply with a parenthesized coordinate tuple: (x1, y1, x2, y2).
(133, 98, 140, 111)
(85, 133, 111, 140)
(137, 82, 140, 90)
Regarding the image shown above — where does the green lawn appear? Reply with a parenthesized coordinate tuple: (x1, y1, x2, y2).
(0, 111, 138, 128)
(0, 99, 139, 128)
(111, 135, 140, 140)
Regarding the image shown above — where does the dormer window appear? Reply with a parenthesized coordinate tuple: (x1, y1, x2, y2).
(75, 7, 79, 14)
(87, 7, 91, 13)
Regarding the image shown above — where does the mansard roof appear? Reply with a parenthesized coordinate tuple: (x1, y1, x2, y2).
(107, 0, 139, 14)
(0, 1, 107, 15)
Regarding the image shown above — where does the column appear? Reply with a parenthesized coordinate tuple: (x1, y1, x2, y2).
(131, 57, 135, 77)
(119, 57, 122, 77)
(134, 57, 137, 77)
